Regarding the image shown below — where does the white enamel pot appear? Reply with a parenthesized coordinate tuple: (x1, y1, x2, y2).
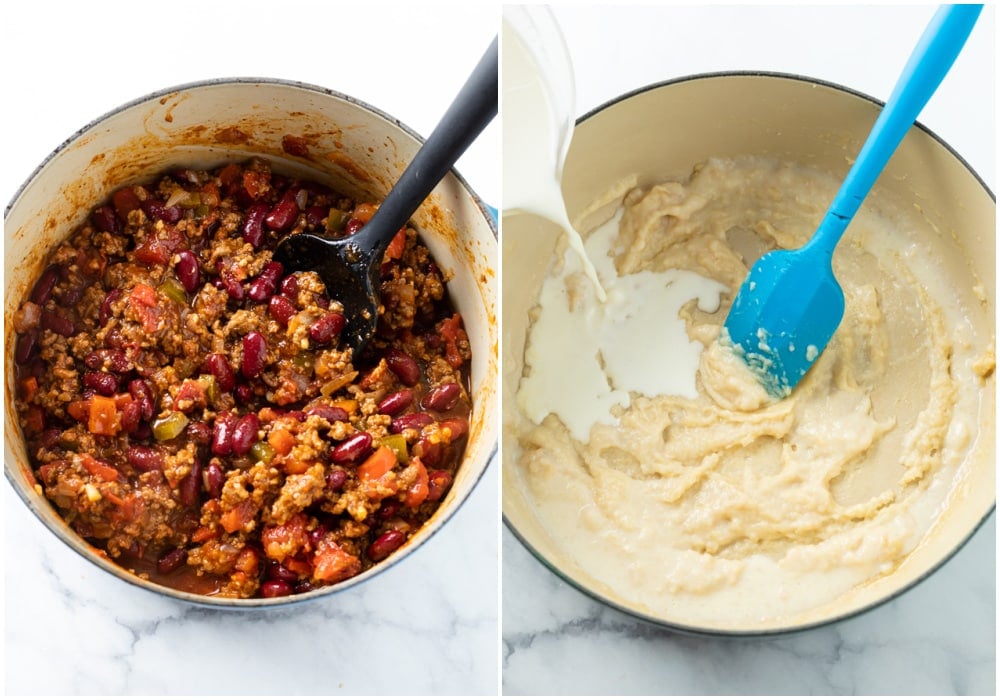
(502, 73, 994, 635)
(4, 78, 498, 607)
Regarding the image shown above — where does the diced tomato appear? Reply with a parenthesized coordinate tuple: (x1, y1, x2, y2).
(402, 457, 429, 509)
(312, 536, 362, 583)
(130, 284, 161, 333)
(199, 181, 221, 207)
(134, 227, 185, 266)
(282, 458, 312, 475)
(81, 454, 119, 481)
(243, 170, 271, 200)
(88, 395, 120, 436)
(353, 202, 378, 223)
(111, 187, 142, 219)
(68, 399, 91, 422)
(217, 163, 243, 188)
(268, 427, 296, 456)
(284, 556, 312, 577)
(234, 546, 260, 575)
(191, 525, 218, 544)
(131, 283, 157, 307)
(20, 376, 38, 402)
(358, 445, 397, 484)
(261, 513, 310, 561)
(385, 228, 406, 260)
(438, 313, 468, 369)
(21, 406, 45, 435)
(220, 499, 257, 534)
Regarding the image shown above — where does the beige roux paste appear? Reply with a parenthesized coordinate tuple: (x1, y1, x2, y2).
(514, 157, 994, 629)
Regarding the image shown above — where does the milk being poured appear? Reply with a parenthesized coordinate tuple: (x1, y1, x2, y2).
(505, 14, 726, 440)
(501, 18, 606, 301)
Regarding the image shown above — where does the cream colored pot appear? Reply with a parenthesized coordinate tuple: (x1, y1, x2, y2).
(502, 73, 994, 634)
(4, 78, 498, 607)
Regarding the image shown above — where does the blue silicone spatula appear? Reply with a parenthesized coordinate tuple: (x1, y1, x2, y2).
(723, 4, 982, 397)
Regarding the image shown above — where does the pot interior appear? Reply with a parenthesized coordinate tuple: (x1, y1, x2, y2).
(502, 73, 994, 633)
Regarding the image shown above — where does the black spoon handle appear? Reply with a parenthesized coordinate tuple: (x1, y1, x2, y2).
(353, 35, 498, 253)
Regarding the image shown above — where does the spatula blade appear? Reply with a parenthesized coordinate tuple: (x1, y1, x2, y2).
(723, 248, 845, 397)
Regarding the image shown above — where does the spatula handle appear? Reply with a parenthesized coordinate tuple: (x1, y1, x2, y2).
(810, 4, 982, 254)
(354, 36, 498, 254)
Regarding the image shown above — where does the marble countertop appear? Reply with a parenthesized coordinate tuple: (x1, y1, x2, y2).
(502, 4, 995, 696)
(3, 4, 499, 695)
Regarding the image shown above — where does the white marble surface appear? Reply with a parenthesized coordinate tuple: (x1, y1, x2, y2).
(3, 2, 499, 695)
(502, 4, 995, 696)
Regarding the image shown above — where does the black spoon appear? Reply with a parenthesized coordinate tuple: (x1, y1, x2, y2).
(273, 36, 498, 355)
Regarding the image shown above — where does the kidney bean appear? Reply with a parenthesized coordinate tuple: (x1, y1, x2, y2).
(268, 295, 297, 325)
(133, 422, 152, 441)
(384, 348, 420, 386)
(30, 266, 59, 305)
(56, 282, 85, 307)
(279, 275, 298, 298)
(83, 371, 118, 396)
(261, 580, 294, 598)
(247, 261, 283, 302)
(120, 401, 142, 435)
(367, 530, 406, 562)
(15, 329, 38, 364)
(84, 348, 128, 374)
(265, 189, 300, 232)
(345, 218, 364, 236)
(241, 332, 267, 378)
(308, 525, 328, 549)
(200, 354, 234, 393)
(308, 312, 346, 345)
(171, 168, 201, 185)
(234, 383, 254, 405)
(330, 432, 372, 464)
(129, 379, 156, 421)
(179, 457, 203, 506)
(265, 561, 299, 584)
(421, 382, 461, 412)
(99, 289, 122, 327)
(141, 198, 182, 224)
(204, 461, 225, 499)
(175, 250, 201, 293)
(390, 412, 434, 435)
(90, 205, 120, 234)
(186, 420, 212, 446)
(304, 405, 349, 423)
(427, 470, 453, 502)
(439, 416, 469, 440)
(305, 205, 327, 228)
(231, 414, 260, 456)
(39, 428, 62, 450)
(375, 501, 399, 522)
(40, 310, 74, 337)
(126, 445, 165, 472)
(377, 389, 413, 416)
(326, 468, 348, 491)
(157, 548, 188, 575)
(212, 412, 237, 456)
(218, 265, 245, 301)
(243, 205, 272, 242)
(415, 437, 443, 467)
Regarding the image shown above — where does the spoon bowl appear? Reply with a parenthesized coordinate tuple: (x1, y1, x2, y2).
(274, 37, 498, 354)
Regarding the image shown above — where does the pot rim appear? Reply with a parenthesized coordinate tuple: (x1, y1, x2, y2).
(502, 69, 995, 638)
(5, 76, 498, 609)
